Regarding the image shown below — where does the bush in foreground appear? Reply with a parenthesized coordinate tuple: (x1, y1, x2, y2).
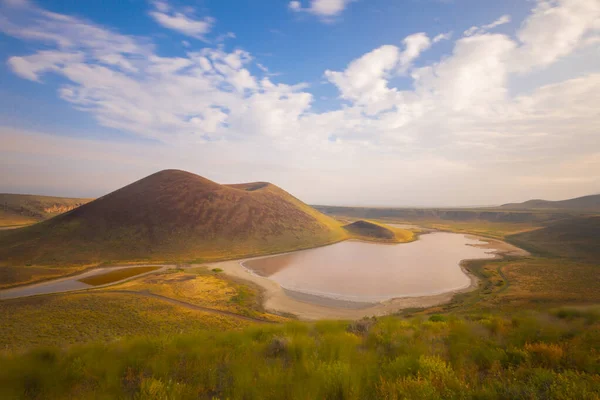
(0, 309, 599, 399)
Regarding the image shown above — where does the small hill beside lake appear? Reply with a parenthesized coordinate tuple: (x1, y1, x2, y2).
(0, 170, 345, 266)
(343, 220, 394, 240)
(342, 220, 414, 242)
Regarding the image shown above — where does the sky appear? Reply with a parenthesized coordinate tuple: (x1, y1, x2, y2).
(0, 0, 599, 207)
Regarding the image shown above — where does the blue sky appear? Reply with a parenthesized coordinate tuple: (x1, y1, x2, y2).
(0, 0, 599, 206)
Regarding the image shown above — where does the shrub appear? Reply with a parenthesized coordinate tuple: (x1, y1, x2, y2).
(265, 336, 289, 358)
(428, 314, 446, 322)
(346, 317, 376, 336)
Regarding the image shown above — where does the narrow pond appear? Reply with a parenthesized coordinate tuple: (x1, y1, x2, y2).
(243, 232, 496, 303)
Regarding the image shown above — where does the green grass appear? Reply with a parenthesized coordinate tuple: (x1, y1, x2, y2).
(78, 266, 160, 286)
(0, 310, 598, 399)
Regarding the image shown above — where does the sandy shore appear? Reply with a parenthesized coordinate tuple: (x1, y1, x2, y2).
(204, 234, 529, 320)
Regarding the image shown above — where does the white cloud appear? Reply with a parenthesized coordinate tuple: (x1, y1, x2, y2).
(324, 33, 432, 114)
(1, 0, 600, 205)
(464, 14, 511, 37)
(398, 33, 432, 72)
(8, 50, 84, 81)
(148, 0, 214, 40)
(512, 0, 600, 72)
(289, 0, 355, 20)
(433, 32, 452, 43)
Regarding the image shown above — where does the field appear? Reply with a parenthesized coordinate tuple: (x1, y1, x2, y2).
(0, 193, 92, 228)
(0, 267, 287, 352)
(107, 267, 285, 321)
(79, 266, 161, 286)
(0, 292, 255, 353)
(0, 309, 598, 399)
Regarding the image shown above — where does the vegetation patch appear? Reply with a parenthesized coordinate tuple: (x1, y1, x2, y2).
(0, 311, 598, 399)
(0, 292, 254, 353)
(107, 269, 284, 321)
(78, 266, 160, 286)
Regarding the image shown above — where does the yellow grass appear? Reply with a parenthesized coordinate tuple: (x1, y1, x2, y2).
(0, 291, 254, 353)
(78, 266, 160, 286)
(107, 267, 286, 322)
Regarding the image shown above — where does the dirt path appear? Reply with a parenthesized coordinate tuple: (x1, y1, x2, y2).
(100, 290, 276, 324)
(0, 265, 171, 300)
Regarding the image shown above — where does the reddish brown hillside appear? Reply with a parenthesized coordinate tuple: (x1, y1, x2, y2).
(0, 170, 345, 265)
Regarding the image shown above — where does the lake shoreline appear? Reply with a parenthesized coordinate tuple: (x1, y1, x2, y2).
(207, 232, 528, 320)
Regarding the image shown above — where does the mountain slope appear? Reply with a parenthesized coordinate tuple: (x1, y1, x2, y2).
(0, 170, 345, 265)
(0, 193, 92, 227)
(506, 216, 600, 262)
(500, 194, 600, 211)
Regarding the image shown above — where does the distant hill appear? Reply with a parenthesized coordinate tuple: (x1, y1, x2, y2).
(507, 216, 600, 262)
(0, 170, 345, 265)
(314, 205, 575, 224)
(0, 193, 92, 228)
(500, 194, 600, 211)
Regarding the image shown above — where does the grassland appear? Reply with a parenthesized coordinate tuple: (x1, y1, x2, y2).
(0, 292, 256, 353)
(107, 267, 285, 321)
(78, 266, 161, 286)
(0, 309, 598, 399)
(0, 267, 286, 352)
(0, 193, 92, 228)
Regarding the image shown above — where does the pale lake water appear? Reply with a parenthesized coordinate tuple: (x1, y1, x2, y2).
(243, 232, 497, 303)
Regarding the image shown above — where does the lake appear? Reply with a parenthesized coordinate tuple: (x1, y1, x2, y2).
(243, 232, 496, 303)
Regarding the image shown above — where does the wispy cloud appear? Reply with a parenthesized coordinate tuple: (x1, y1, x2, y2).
(464, 14, 511, 36)
(148, 0, 214, 40)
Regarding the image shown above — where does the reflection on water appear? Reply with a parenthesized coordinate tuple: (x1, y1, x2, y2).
(243, 232, 496, 302)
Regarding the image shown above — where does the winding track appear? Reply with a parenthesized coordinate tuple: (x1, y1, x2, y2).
(0, 266, 277, 324)
(102, 289, 276, 324)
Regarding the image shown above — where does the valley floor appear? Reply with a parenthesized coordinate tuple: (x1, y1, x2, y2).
(0, 217, 598, 399)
